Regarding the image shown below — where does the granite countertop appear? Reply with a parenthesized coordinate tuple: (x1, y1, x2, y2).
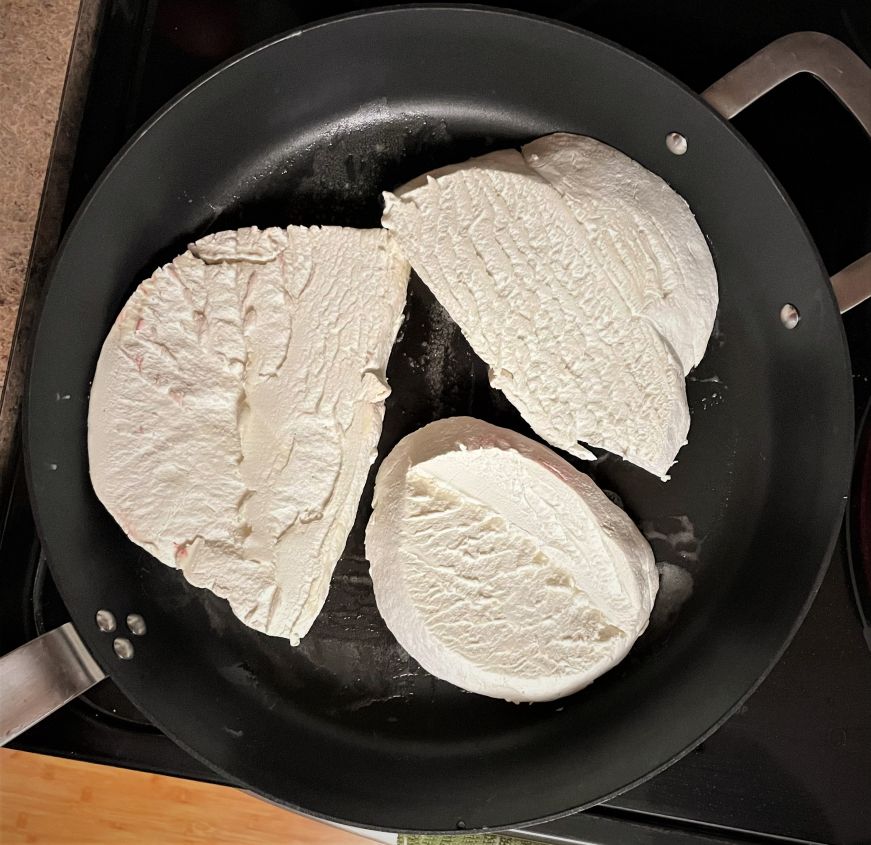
(0, 0, 99, 493)
(0, 0, 82, 385)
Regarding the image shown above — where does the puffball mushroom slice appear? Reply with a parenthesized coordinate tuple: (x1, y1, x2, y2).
(88, 225, 410, 644)
(382, 133, 719, 478)
(366, 417, 658, 702)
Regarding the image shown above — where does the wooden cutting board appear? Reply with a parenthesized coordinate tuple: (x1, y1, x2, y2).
(0, 749, 371, 844)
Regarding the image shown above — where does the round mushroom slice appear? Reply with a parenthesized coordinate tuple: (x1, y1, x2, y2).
(366, 417, 658, 702)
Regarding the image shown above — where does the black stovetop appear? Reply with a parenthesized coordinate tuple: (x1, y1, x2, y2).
(3, 2, 871, 843)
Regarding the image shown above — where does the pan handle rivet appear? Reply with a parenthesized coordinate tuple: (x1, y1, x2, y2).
(95, 610, 116, 632)
(780, 303, 801, 329)
(113, 638, 134, 660)
(666, 132, 688, 155)
(456, 821, 466, 830)
(126, 614, 147, 636)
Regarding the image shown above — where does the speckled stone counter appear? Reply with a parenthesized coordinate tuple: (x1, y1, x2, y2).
(0, 0, 101, 494)
(0, 0, 83, 381)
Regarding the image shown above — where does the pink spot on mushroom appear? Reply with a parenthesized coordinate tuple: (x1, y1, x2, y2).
(117, 512, 138, 540)
(135, 318, 145, 333)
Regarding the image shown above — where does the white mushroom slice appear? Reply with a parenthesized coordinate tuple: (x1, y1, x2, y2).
(366, 417, 658, 702)
(89, 225, 409, 643)
(382, 145, 692, 477)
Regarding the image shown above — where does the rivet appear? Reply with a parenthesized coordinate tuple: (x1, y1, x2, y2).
(113, 638, 134, 660)
(666, 132, 688, 155)
(95, 610, 116, 632)
(126, 613, 147, 636)
(780, 303, 801, 329)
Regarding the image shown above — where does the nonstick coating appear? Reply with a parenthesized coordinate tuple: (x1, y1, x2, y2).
(25, 7, 853, 833)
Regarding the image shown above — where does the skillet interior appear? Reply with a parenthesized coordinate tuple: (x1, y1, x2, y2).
(25, 8, 853, 832)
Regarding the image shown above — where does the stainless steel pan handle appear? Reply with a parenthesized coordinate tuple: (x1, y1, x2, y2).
(0, 623, 106, 745)
(702, 31, 871, 313)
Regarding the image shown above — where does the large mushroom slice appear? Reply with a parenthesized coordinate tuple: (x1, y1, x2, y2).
(89, 225, 409, 643)
(366, 417, 658, 702)
(382, 133, 718, 478)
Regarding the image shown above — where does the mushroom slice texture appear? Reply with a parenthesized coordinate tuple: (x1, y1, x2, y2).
(88, 225, 410, 643)
(382, 133, 719, 478)
(366, 417, 658, 702)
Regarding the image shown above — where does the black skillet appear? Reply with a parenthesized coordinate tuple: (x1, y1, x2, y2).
(4, 7, 871, 834)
